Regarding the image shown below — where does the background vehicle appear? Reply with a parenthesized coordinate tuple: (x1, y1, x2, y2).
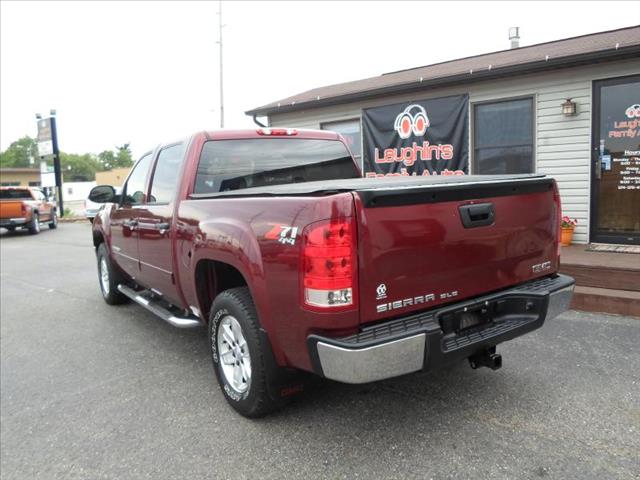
(0, 187, 57, 234)
(90, 128, 574, 417)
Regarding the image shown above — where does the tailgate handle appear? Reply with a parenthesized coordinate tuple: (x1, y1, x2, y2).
(459, 203, 495, 228)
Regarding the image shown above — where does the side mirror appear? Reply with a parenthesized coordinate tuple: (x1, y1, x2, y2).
(89, 185, 116, 203)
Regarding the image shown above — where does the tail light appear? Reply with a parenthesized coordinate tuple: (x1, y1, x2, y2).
(552, 181, 562, 261)
(21, 203, 29, 217)
(301, 217, 357, 310)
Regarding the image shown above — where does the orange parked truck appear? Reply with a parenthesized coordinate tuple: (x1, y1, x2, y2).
(0, 187, 58, 234)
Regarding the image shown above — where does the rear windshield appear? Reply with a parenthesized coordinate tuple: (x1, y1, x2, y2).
(194, 138, 359, 194)
(0, 189, 32, 200)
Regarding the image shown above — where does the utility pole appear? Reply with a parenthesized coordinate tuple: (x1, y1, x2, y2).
(36, 110, 63, 216)
(217, 0, 224, 128)
(50, 113, 64, 217)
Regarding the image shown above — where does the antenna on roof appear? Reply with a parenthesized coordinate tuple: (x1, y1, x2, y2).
(509, 27, 520, 49)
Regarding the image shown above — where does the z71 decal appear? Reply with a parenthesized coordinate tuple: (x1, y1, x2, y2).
(265, 224, 298, 246)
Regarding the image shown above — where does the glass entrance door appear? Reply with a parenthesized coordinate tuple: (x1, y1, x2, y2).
(591, 75, 640, 245)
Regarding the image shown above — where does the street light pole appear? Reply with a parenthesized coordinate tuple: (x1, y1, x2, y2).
(218, 0, 224, 128)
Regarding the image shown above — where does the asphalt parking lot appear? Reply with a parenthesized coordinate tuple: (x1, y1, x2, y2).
(1, 223, 638, 480)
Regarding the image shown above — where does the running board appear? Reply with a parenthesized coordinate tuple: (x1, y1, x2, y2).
(117, 284, 202, 329)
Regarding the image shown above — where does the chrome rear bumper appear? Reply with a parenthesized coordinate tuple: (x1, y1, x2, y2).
(309, 274, 575, 384)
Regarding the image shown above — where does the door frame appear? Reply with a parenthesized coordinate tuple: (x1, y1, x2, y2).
(589, 74, 640, 245)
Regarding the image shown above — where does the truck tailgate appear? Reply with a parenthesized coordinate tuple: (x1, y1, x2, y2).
(354, 177, 559, 325)
(0, 201, 24, 219)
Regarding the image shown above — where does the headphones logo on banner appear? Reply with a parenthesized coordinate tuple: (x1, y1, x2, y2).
(394, 105, 430, 139)
(625, 104, 640, 119)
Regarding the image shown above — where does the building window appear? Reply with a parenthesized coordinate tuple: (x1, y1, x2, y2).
(28, 181, 42, 187)
(321, 119, 362, 161)
(473, 97, 534, 174)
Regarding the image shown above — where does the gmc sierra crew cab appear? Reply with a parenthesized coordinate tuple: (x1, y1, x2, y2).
(89, 128, 575, 417)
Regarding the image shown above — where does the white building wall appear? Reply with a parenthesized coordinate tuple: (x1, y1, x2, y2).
(269, 59, 640, 244)
(62, 181, 96, 201)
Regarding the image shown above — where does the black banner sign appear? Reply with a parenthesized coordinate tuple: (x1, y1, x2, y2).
(362, 94, 469, 177)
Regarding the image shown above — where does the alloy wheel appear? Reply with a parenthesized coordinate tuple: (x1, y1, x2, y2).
(100, 257, 110, 295)
(217, 315, 252, 394)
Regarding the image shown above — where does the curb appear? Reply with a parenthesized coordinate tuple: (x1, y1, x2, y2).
(58, 217, 90, 223)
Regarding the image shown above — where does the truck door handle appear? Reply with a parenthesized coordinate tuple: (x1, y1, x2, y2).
(138, 221, 170, 235)
(155, 222, 170, 235)
(459, 203, 495, 228)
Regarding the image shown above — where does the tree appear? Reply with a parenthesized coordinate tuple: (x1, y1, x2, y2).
(0, 136, 39, 168)
(114, 143, 133, 168)
(60, 152, 101, 182)
(1, 136, 135, 182)
(97, 144, 133, 170)
(97, 150, 116, 170)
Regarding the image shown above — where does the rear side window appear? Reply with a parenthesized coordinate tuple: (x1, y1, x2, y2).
(194, 138, 359, 194)
(123, 154, 153, 205)
(0, 189, 32, 200)
(149, 143, 186, 204)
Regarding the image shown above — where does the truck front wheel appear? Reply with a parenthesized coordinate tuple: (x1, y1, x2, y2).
(209, 287, 283, 417)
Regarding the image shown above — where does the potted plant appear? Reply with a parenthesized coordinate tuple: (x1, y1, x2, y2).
(560, 216, 578, 246)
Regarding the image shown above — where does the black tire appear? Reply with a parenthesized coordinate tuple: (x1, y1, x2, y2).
(48, 210, 58, 229)
(209, 287, 284, 417)
(28, 212, 40, 235)
(6, 226, 15, 232)
(96, 243, 128, 305)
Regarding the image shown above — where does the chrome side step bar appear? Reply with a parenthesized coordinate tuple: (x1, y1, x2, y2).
(117, 284, 202, 329)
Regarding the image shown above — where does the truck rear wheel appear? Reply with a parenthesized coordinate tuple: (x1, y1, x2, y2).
(28, 212, 40, 235)
(209, 287, 284, 417)
(96, 243, 128, 305)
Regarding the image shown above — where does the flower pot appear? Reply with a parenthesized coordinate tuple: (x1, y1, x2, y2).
(560, 227, 575, 246)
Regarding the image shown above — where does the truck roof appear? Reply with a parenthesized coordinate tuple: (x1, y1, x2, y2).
(199, 128, 341, 142)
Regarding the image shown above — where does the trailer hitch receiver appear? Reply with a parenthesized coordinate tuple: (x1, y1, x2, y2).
(469, 347, 502, 370)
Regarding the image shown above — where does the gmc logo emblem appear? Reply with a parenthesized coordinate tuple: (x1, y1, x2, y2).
(532, 261, 551, 273)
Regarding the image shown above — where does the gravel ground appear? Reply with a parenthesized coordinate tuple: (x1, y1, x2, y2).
(1, 223, 638, 480)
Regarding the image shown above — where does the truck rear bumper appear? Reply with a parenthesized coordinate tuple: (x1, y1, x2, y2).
(0, 218, 28, 228)
(308, 274, 575, 384)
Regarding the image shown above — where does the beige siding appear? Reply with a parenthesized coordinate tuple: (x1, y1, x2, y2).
(269, 59, 640, 244)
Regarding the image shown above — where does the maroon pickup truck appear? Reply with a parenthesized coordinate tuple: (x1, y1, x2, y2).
(89, 128, 574, 417)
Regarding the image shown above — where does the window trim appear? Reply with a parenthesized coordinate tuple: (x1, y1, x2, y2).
(471, 95, 535, 175)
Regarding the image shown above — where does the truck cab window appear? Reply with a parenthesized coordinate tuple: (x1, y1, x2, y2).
(149, 143, 186, 204)
(123, 154, 152, 205)
(194, 138, 359, 194)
